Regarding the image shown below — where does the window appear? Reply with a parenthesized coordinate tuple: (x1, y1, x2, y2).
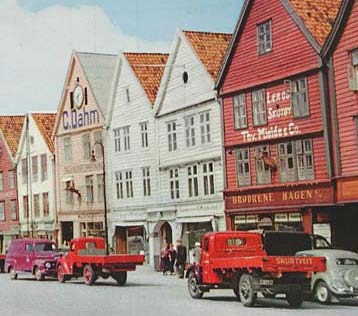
(227, 238, 246, 246)
(187, 165, 199, 197)
(142, 167, 151, 197)
(203, 162, 215, 195)
(97, 174, 104, 202)
(291, 78, 309, 118)
(167, 122, 177, 151)
(22, 158, 28, 184)
(40, 154, 47, 182)
(125, 88, 130, 103)
(114, 128, 121, 152)
(64, 137, 72, 161)
(349, 49, 358, 90)
(34, 194, 40, 218)
(140, 122, 149, 148)
(85, 175, 94, 203)
(43, 193, 49, 217)
(185, 115, 196, 147)
(125, 171, 133, 198)
(258, 20, 272, 55)
(254, 145, 271, 185)
(10, 200, 17, 220)
(169, 168, 180, 199)
(0, 172, 3, 190)
(8, 170, 15, 189)
(0, 201, 4, 221)
(236, 148, 250, 186)
(296, 139, 314, 180)
(233, 94, 247, 129)
(94, 131, 103, 159)
(252, 89, 266, 126)
(123, 127, 130, 151)
(278, 142, 296, 182)
(200, 111, 211, 144)
(115, 172, 124, 199)
(83, 133, 91, 160)
(23, 195, 28, 218)
(32, 156, 38, 182)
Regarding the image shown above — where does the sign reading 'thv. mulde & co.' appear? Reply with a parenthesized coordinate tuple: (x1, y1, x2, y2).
(225, 186, 334, 209)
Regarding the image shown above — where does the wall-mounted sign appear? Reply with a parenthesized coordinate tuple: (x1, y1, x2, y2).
(62, 108, 99, 131)
(275, 213, 288, 223)
(289, 213, 302, 222)
(266, 89, 290, 106)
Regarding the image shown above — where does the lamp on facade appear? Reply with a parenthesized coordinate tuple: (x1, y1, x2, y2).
(91, 141, 109, 255)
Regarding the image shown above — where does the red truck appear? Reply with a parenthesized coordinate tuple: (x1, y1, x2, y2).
(186, 231, 326, 308)
(56, 237, 145, 286)
(0, 254, 5, 273)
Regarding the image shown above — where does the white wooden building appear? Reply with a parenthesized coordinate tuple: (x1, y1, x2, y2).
(151, 30, 231, 266)
(16, 113, 57, 239)
(106, 52, 168, 260)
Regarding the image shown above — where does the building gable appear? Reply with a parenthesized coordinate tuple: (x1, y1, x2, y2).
(0, 115, 25, 162)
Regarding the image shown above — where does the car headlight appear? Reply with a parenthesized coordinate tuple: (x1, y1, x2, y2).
(45, 262, 51, 268)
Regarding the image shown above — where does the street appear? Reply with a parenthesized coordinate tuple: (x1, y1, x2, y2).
(0, 266, 357, 316)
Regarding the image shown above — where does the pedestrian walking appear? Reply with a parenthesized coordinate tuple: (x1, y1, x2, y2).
(160, 244, 169, 275)
(168, 243, 176, 275)
(175, 239, 187, 278)
(193, 241, 201, 264)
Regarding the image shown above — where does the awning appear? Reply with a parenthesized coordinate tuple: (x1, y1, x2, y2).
(176, 216, 213, 224)
(115, 222, 146, 227)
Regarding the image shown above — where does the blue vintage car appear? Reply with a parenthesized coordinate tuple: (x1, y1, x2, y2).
(297, 249, 358, 304)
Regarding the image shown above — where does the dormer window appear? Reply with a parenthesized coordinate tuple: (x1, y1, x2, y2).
(257, 20, 272, 55)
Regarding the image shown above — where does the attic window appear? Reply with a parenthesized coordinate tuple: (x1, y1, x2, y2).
(183, 71, 189, 84)
(126, 88, 130, 103)
(30, 136, 34, 145)
(76, 77, 80, 82)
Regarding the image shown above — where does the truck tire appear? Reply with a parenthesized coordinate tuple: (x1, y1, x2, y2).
(35, 267, 44, 281)
(188, 272, 204, 299)
(57, 265, 67, 283)
(286, 289, 304, 308)
(113, 272, 127, 286)
(315, 281, 332, 304)
(232, 272, 241, 301)
(83, 264, 97, 286)
(9, 267, 17, 280)
(239, 273, 257, 307)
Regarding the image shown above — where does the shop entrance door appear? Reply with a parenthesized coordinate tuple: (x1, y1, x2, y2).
(61, 221, 73, 244)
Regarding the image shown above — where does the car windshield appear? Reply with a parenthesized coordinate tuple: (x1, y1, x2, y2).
(336, 258, 358, 265)
(35, 243, 57, 252)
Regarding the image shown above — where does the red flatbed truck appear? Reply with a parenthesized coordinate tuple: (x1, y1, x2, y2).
(186, 231, 326, 307)
(56, 237, 145, 286)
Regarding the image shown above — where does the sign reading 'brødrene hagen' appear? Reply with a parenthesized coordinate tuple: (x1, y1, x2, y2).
(62, 108, 99, 131)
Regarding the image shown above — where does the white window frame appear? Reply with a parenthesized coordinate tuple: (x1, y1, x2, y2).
(236, 148, 251, 187)
(0, 172, 3, 190)
(83, 133, 91, 160)
(97, 174, 104, 202)
(140, 122, 149, 148)
(115, 171, 124, 199)
(40, 154, 47, 182)
(187, 165, 199, 197)
(258, 20, 272, 55)
(291, 77, 309, 118)
(200, 111, 211, 144)
(64, 137, 72, 161)
(185, 115, 196, 147)
(85, 175, 94, 203)
(296, 139, 314, 180)
(169, 168, 180, 199)
(32, 156, 38, 183)
(233, 94, 247, 129)
(0, 201, 4, 221)
(254, 145, 271, 185)
(43, 192, 49, 217)
(10, 199, 17, 220)
(114, 128, 121, 152)
(167, 121, 177, 152)
(278, 141, 297, 182)
(8, 170, 15, 189)
(203, 162, 215, 195)
(22, 158, 28, 185)
(33, 194, 40, 218)
(142, 167, 151, 197)
(125, 170, 134, 198)
(252, 89, 266, 126)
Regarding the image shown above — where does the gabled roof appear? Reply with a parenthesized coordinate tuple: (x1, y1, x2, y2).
(31, 113, 56, 154)
(124, 53, 169, 104)
(288, 0, 342, 46)
(76, 52, 117, 116)
(183, 30, 232, 81)
(0, 115, 25, 157)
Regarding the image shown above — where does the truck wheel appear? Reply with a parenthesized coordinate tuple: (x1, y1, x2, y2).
(57, 265, 66, 283)
(35, 267, 44, 281)
(315, 281, 332, 304)
(239, 273, 257, 307)
(114, 272, 127, 286)
(83, 264, 97, 286)
(286, 289, 304, 308)
(232, 272, 241, 301)
(9, 267, 17, 280)
(188, 272, 203, 299)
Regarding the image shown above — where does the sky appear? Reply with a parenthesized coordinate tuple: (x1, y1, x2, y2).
(0, 0, 244, 115)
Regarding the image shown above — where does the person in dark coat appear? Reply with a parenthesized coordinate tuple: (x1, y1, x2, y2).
(175, 239, 187, 278)
(168, 243, 176, 275)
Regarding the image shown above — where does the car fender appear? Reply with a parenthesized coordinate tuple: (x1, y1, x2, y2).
(57, 257, 71, 274)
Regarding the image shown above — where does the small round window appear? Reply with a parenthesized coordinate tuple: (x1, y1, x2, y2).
(183, 71, 189, 84)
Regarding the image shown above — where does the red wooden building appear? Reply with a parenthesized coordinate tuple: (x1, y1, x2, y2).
(322, 0, 358, 251)
(216, 0, 342, 236)
(0, 116, 25, 253)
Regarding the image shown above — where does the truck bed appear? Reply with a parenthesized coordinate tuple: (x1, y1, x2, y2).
(211, 255, 326, 273)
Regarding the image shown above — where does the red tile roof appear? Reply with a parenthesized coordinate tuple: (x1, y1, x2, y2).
(183, 30, 232, 80)
(0, 115, 25, 157)
(289, 0, 343, 46)
(124, 53, 169, 105)
(32, 113, 56, 154)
